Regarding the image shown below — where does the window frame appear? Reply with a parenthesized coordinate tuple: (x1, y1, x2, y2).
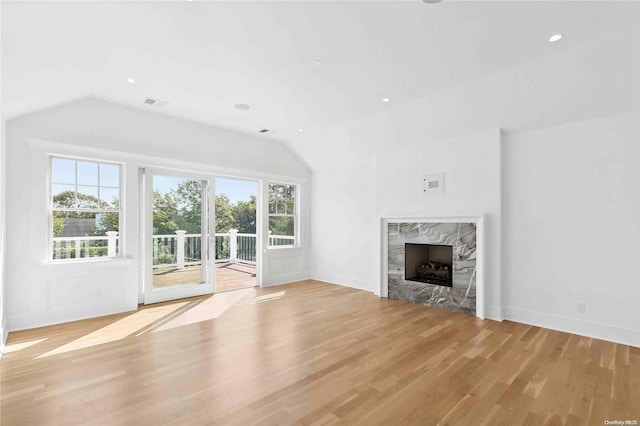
(267, 181, 298, 248)
(48, 155, 124, 262)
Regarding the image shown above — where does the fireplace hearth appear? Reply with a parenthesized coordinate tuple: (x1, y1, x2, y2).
(385, 220, 478, 316)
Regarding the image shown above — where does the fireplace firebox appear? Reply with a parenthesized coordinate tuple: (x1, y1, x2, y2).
(404, 243, 453, 287)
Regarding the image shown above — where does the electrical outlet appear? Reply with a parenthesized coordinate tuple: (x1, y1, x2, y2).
(576, 301, 586, 313)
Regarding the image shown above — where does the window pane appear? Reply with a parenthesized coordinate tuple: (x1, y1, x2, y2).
(100, 163, 120, 188)
(77, 186, 99, 209)
(99, 187, 120, 209)
(286, 191, 295, 215)
(268, 183, 296, 247)
(77, 161, 99, 186)
(51, 158, 122, 261)
(52, 211, 119, 260)
(52, 184, 77, 208)
(152, 177, 202, 235)
(52, 158, 76, 184)
(269, 216, 295, 246)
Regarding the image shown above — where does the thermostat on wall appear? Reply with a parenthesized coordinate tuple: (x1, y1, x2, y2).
(423, 173, 446, 195)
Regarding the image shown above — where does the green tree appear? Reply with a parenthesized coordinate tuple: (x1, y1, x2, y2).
(153, 190, 178, 235)
(233, 195, 256, 233)
(53, 191, 99, 217)
(174, 180, 202, 233)
(53, 190, 119, 236)
(52, 216, 66, 237)
(215, 194, 235, 233)
(150, 182, 258, 235)
(268, 184, 295, 237)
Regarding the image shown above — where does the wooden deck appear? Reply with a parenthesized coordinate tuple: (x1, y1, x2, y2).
(153, 262, 256, 292)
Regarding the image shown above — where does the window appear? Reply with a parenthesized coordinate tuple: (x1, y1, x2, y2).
(50, 157, 122, 260)
(268, 183, 296, 247)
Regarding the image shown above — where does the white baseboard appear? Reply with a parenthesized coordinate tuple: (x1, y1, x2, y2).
(503, 306, 640, 348)
(8, 302, 137, 333)
(310, 272, 375, 293)
(0, 319, 7, 359)
(484, 305, 503, 321)
(261, 271, 310, 288)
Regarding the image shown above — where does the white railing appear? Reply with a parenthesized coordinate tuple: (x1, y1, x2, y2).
(52, 231, 119, 260)
(52, 230, 295, 264)
(268, 234, 296, 246)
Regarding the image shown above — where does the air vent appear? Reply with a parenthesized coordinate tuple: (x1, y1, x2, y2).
(259, 129, 270, 133)
(143, 97, 169, 109)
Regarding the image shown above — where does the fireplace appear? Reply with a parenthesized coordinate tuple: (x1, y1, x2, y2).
(404, 243, 453, 287)
(384, 219, 479, 317)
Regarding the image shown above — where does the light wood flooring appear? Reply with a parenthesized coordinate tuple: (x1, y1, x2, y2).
(1, 280, 638, 425)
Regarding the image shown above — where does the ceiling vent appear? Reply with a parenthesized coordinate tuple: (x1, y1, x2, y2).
(143, 97, 169, 109)
(259, 129, 270, 133)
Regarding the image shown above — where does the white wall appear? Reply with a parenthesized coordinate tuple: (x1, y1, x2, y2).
(5, 98, 310, 331)
(503, 111, 640, 346)
(307, 116, 501, 314)
(308, 120, 379, 291)
(0, 117, 6, 353)
(0, 0, 7, 352)
(376, 128, 501, 316)
(304, 22, 639, 345)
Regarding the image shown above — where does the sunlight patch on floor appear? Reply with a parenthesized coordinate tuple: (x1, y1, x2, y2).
(251, 291, 286, 304)
(152, 288, 253, 333)
(36, 301, 191, 358)
(2, 338, 48, 354)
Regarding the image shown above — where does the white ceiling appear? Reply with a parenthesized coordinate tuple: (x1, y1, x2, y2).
(2, 1, 639, 144)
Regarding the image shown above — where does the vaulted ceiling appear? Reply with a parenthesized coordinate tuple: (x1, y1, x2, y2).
(2, 1, 639, 145)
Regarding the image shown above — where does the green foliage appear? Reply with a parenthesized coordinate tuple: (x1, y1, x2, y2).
(232, 195, 257, 234)
(269, 216, 294, 237)
(97, 211, 120, 233)
(53, 191, 119, 236)
(153, 190, 179, 235)
(268, 184, 295, 215)
(215, 194, 235, 233)
(154, 244, 176, 265)
(52, 245, 108, 260)
(174, 180, 202, 233)
(153, 180, 257, 235)
(52, 216, 66, 237)
(268, 184, 295, 237)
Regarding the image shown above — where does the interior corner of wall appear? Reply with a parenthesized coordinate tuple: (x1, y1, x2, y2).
(484, 305, 504, 322)
(0, 318, 7, 356)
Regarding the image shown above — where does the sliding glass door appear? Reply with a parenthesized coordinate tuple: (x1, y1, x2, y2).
(144, 170, 215, 304)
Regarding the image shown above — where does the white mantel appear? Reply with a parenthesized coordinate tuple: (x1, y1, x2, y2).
(380, 216, 485, 319)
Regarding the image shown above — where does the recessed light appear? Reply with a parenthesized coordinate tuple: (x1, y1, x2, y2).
(234, 103, 251, 111)
(298, 128, 304, 132)
(382, 97, 390, 103)
(126, 78, 136, 84)
(422, 0, 442, 3)
(549, 34, 562, 42)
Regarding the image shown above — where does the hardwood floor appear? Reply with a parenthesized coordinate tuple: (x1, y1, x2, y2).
(1, 280, 638, 425)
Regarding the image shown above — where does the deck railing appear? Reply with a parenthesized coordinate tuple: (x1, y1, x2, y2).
(53, 230, 295, 266)
(52, 232, 119, 260)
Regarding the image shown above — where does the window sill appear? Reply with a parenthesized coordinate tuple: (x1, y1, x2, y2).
(41, 257, 134, 266)
(266, 245, 303, 251)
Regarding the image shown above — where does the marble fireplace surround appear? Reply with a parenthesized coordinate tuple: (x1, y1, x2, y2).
(380, 216, 485, 319)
